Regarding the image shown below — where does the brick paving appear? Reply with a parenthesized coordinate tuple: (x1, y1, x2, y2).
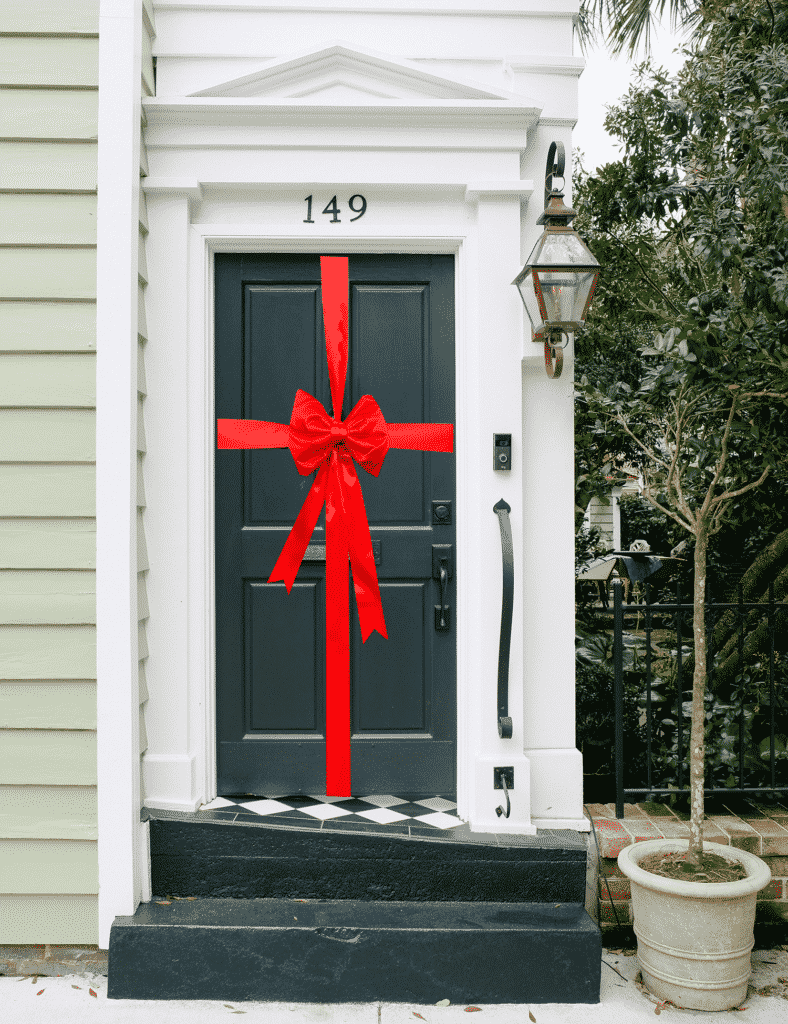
(585, 798, 788, 933)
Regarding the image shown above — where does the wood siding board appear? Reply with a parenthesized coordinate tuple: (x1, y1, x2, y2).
(0, 0, 99, 35)
(137, 397, 146, 452)
(0, 894, 98, 944)
(0, 465, 95, 517)
(0, 521, 96, 570)
(0, 625, 96, 678)
(142, 0, 156, 38)
(0, 142, 97, 192)
(1, 729, 96, 784)
(0, 784, 97, 840)
(137, 286, 148, 343)
(137, 513, 148, 572)
(138, 234, 148, 284)
(138, 190, 149, 233)
(139, 707, 148, 754)
(0, 302, 96, 352)
(0, 353, 95, 406)
(1, 838, 98, 893)
(137, 454, 145, 509)
(0, 680, 96, 729)
(139, 658, 148, 704)
(0, 409, 95, 461)
(141, 30, 155, 97)
(0, 249, 97, 300)
(137, 622, 148, 661)
(0, 37, 99, 88)
(0, 194, 97, 245)
(0, 569, 95, 625)
(137, 572, 148, 621)
(0, 89, 98, 142)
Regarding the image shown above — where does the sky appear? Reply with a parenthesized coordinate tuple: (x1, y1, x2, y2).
(573, 20, 692, 175)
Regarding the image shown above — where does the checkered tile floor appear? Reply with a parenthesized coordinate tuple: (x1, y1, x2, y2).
(199, 793, 462, 830)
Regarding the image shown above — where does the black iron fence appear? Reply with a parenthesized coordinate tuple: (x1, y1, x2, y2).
(588, 580, 787, 818)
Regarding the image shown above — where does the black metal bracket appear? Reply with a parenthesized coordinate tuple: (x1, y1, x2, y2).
(494, 767, 513, 819)
(493, 500, 513, 739)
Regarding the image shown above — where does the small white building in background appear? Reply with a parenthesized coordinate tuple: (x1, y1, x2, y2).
(1, 0, 593, 952)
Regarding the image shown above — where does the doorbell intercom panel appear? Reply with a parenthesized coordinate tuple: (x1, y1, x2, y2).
(494, 434, 511, 471)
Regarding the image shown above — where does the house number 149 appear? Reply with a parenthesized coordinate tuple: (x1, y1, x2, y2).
(303, 195, 367, 223)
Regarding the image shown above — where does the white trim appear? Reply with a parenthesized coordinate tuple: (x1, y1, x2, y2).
(96, 0, 144, 951)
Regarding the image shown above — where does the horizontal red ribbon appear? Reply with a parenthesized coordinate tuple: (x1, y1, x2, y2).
(217, 256, 453, 795)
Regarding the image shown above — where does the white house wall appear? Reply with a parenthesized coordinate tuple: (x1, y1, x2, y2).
(134, 0, 589, 854)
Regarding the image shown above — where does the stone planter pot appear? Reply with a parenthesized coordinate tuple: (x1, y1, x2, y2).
(618, 838, 771, 1011)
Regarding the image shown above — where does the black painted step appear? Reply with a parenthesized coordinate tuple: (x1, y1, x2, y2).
(148, 815, 588, 903)
(108, 897, 601, 1003)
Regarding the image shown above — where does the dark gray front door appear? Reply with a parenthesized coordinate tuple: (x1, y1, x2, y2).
(215, 253, 455, 796)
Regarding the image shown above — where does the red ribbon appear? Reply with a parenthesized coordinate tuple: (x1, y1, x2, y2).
(217, 256, 453, 795)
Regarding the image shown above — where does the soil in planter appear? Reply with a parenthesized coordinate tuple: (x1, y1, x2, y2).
(639, 850, 749, 883)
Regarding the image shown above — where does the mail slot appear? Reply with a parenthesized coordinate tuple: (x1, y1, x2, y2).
(303, 540, 381, 564)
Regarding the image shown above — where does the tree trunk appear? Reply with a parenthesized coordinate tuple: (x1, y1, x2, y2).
(687, 523, 709, 865)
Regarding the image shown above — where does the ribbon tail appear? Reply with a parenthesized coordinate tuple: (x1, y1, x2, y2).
(324, 453, 351, 797)
(340, 463, 387, 642)
(268, 463, 328, 591)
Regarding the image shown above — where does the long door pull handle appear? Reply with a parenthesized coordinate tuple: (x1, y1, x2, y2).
(432, 544, 452, 633)
(494, 499, 513, 738)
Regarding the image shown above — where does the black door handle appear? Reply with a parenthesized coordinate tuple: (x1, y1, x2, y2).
(494, 499, 513, 738)
(432, 544, 452, 632)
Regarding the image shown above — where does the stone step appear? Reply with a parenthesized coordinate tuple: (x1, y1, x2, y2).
(107, 897, 601, 1003)
(147, 815, 589, 904)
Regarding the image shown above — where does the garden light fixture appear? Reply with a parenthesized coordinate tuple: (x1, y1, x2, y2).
(512, 141, 600, 378)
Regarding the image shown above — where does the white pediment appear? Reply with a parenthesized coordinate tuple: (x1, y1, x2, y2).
(190, 42, 518, 103)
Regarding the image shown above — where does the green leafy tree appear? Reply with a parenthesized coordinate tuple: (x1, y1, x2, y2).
(575, 0, 788, 865)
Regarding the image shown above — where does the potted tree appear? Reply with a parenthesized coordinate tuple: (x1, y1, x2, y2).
(574, 2, 788, 1010)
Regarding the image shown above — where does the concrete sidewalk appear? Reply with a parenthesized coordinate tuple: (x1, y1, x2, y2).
(3, 950, 788, 1023)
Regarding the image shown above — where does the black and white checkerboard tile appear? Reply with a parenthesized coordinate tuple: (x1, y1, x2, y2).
(199, 794, 461, 829)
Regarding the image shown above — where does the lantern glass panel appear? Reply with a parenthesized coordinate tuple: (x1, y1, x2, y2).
(533, 269, 598, 327)
(516, 269, 547, 335)
(538, 231, 594, 266)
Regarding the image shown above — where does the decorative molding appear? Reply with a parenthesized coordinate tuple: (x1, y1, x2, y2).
(465, 180, 534, 201)
(506, 55, 585, 77)
(190, 42, 514, 100)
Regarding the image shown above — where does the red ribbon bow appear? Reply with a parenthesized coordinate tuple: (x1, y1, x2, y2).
(217, 256, 453, 795)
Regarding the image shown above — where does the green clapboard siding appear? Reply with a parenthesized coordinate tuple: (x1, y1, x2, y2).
(0, 249, 96, 300)
(0, 521, 96, 570)
(0, 680, 96, 728)
(137, 397, 146, 452)
(142, 28, 155, 97)
(0, 194, 97, 245)
(0, 142, 97, 192)
(0, 410, 95, 461)
(0, 353, 95, 405)
(0, 37, 99, 88)
(0, 626, 96, 679)
(0, 302, 96, 352)
(0, 784, 97, 839)
(0, 466, 95, 517)
(0, 0, 99, 35)
(0, 571, 95, 624)
(0, 90, 98, 142)
(0, 895, 98, 944)
(1, 729, 96, 783)
(1, 838, 98, 894)
(138, 573, 149, 620)
(137, 513, 149, 572)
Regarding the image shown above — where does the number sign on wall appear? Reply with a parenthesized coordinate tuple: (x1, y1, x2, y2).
(303, 195, 367, 224)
